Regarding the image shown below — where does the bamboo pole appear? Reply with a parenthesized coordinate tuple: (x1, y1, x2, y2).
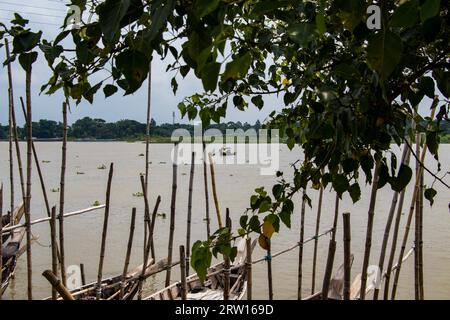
(120, 208, 136, 299)
(96, 163, 114, 300)
(140, 174, 152, 264)
(165, 143, 179, 286)
(20, 97, 61, 263)
(5, 39, 14, 225)
(202, 140, 211, 239)
(373, 145, 410, 300)
(24, 63, 33, 300)
(59, 102, 68, 286)
(50, 206, 58, 300)
(145, 64, 156, 261)
(359, 158, 381, 300)
(3, 205, 105, 234)
(208, 153, 223, 228)
(419, 169, 424, 299)
(179, 245, 187, 300)
(137, 194, 161, 300)
(343, 212, 351, 300)
(42, 270, 75, 300)
(223, 209, 231, 301)
(11, 93, 25, 202)
(321, 193, 340, 299)
(391, 102, 437, 299)
(246, 237, 252, 300)
(80, 264, 86, 286)
(186, 151, 195, 276)
(311, 184, 324, 295)
(414, 132, 421, 300)
(267, 238, 273, 300)
(298, 190, 306, 299)
(0, 183, 3, 300)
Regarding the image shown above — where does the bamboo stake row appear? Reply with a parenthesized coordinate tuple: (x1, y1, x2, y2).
(373, 145, 411, 300)
(0, 183, 3, 300)
(50, 206, 58, 300)
(202, 140, 211, 239)
(297, 190, 306, 299)
(223, 209, 231, 301)
(246, 237, 252, 300)
(180, 245, 187, 300)
(11, 94, 25, 202)
(311, 183, 324, 294)
(5, 39, 15, 225)
(208, 153, 223, 229)
(342, 212, 351, 300)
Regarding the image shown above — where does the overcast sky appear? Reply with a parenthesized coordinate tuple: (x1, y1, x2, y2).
(0, 0, 441, 126)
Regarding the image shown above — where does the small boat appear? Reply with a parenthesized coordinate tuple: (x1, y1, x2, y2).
(1, 227, 26, 295)
(46, 258, 173, 300)
(304, 255, 381, 300)
(145, 238, 256, 300)
(219, 147, 235, 156)
(2, 203, 25, 243)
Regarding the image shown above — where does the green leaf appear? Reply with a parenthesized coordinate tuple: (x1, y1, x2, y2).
(391, 164, 413, 192)
(424, 188, 437, 206)
(239, 215, 248, 229)
(103, 84, 118, 98)
(145, 0, 175, 43)
(279, 210, 291, 228)
(251, 95, 264, 110)
(97, 0, 130, 42)
(348, 183, 361, 203)
(191, 240, 212, 282)
(11, 13, 29, 26)
(194, 0, 220, 18)
(115, 50, 149, 94)
(316, 0, 326, 35)
(18, 51, 38, 72)
(272, 184, 283, 199)
(420, 0, 440, 22)
(332, 174, 349, 196)
(248, 216, 261, 233)
(287, 23, 316, 46)
(201, 62, 221, 92)
(390, 0, 419, 28)
(221, 52, 252, 83)
(419, 76, 435, 98)
(426, 131, 439, 156)
(367, 31, 403, 80)
(12, 31, 42, 53)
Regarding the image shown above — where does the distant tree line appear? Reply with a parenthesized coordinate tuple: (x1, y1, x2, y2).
(0, 117, 263, 140)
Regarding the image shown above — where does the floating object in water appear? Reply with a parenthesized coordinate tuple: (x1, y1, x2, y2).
(138, 153, 144, 157)
(42, 160, 51, 163)
(159, 161, 167, 164)
(97, 164, 107, 170)
(92, 200, 101, 206)
(76, 172, 85, 175)
(132, 192, 144, 197)
(219, 147, 235, 156)
(157, 212, 167, 219)
(51, 188, 60, 193)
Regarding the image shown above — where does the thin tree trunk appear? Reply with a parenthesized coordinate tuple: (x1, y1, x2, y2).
(360, 158, 381, 300)
(246, 237, 252, 300)
(96, 163, 114, 300)
(59, 102, 68, 286)
(50, 206, 58, 300)
(120, 207, 136, 299)
(311, 184, 324, 295)
(24, 67, 33, 300)
(208, 153, 223, 228)
(186, 152, 195, 276)
(202, 140, 211, 239)
(297, 190, 306, 299)
(343, 212, 351, 300)
(179, 245, 187, 300)
(321, 193, 340, 299)
(165, 143, 178, 286)
(373, 145, 410, 300)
